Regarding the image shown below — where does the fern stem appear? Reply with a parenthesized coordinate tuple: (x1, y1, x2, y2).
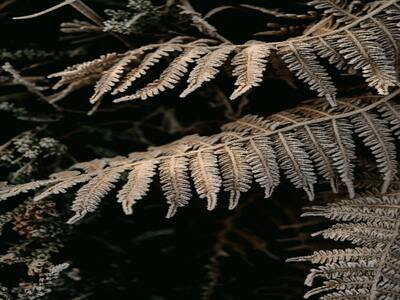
(13, 0, 78, 20)
(367, 217, 399, 299)
(75, 89, 400, 180)
(12, 0, 132, 48)
(125, 89, 400, 162)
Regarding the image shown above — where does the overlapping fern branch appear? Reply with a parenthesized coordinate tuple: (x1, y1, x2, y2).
(288, 190, 400, 299)
(49, 0, 400, 107)
(1, 89, 400, 224)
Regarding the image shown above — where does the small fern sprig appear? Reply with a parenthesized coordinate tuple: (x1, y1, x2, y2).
(288, 190, 400, 299)
(1, 89, 400, 223)
(49, 0, 400, 106)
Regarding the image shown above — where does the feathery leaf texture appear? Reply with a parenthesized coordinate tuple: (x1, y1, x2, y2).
(115, 43, 208, 102)
(190, 150, 222, 211)
(229, 42, 271, 100)
(278, 41, 337, 105)
(49, 1, 400, 105)
(245, 136, 280, 199)
(67, 166, 127, 223)
(289, 190, 400, 299)
(2, 90, 400, 222)
(117, 160, 157, 216)
(159, 157, 192, 218)
(180, 45, 235, 97)
(216, 144, 252, 209)
(308, 0, 360, 24)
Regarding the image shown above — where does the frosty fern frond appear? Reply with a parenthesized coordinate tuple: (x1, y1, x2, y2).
(49, 0, 400, 106)
(289, 190, 400, 299)
(2, 89, 400, 223)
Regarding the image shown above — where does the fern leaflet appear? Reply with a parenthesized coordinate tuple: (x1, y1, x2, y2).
(289, 190, 400, 299)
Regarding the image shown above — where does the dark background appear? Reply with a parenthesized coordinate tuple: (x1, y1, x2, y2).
(0, 1, 362, 299)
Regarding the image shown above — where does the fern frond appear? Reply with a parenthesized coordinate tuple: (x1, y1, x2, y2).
(288, 247, 381, 264)
(335, 29, 397, 95)
(115, 45, 208, 102)
(49, 53, 121, 89)
(159, 157, 192, 218)
(275, 111, 339, 192)
(190, 150, 222, 211)
(111, 43, 184, 95)
(308, 0, 358, 24)
(216, 144, 252, 209)
(273, 132, 317, 200)
(67, 166, 127, 223)
(278, 42, 337, 105)
(291, 190, 400, 299)
(2, 90, 400, 222)
(378, 101, 400, 139)
(312, 37, 349, 71)
(33, 174, 93, 202)
(294, 104, 356, 197)
(180, 45, 235, 97)
(245, 136, 280, 198)
(89, 52, 138, 104)
(0, 179, 58, 199)
(340, 101, 398, 193)
(49, 1, 400, 106)
(117, 160, 157, 215)
(361, 13, 400, 66)
(229, 42, 271, 100)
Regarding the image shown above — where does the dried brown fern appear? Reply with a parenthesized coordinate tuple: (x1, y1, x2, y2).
(49, 0, 400, 106)
(1, 89, 400, 223)
(289, 190, 400, 299)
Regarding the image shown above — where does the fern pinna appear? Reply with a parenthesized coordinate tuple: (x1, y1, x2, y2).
(289, 190, 400, 299)
(49, 0, 400, 107)
(1, 89, 400, 223)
